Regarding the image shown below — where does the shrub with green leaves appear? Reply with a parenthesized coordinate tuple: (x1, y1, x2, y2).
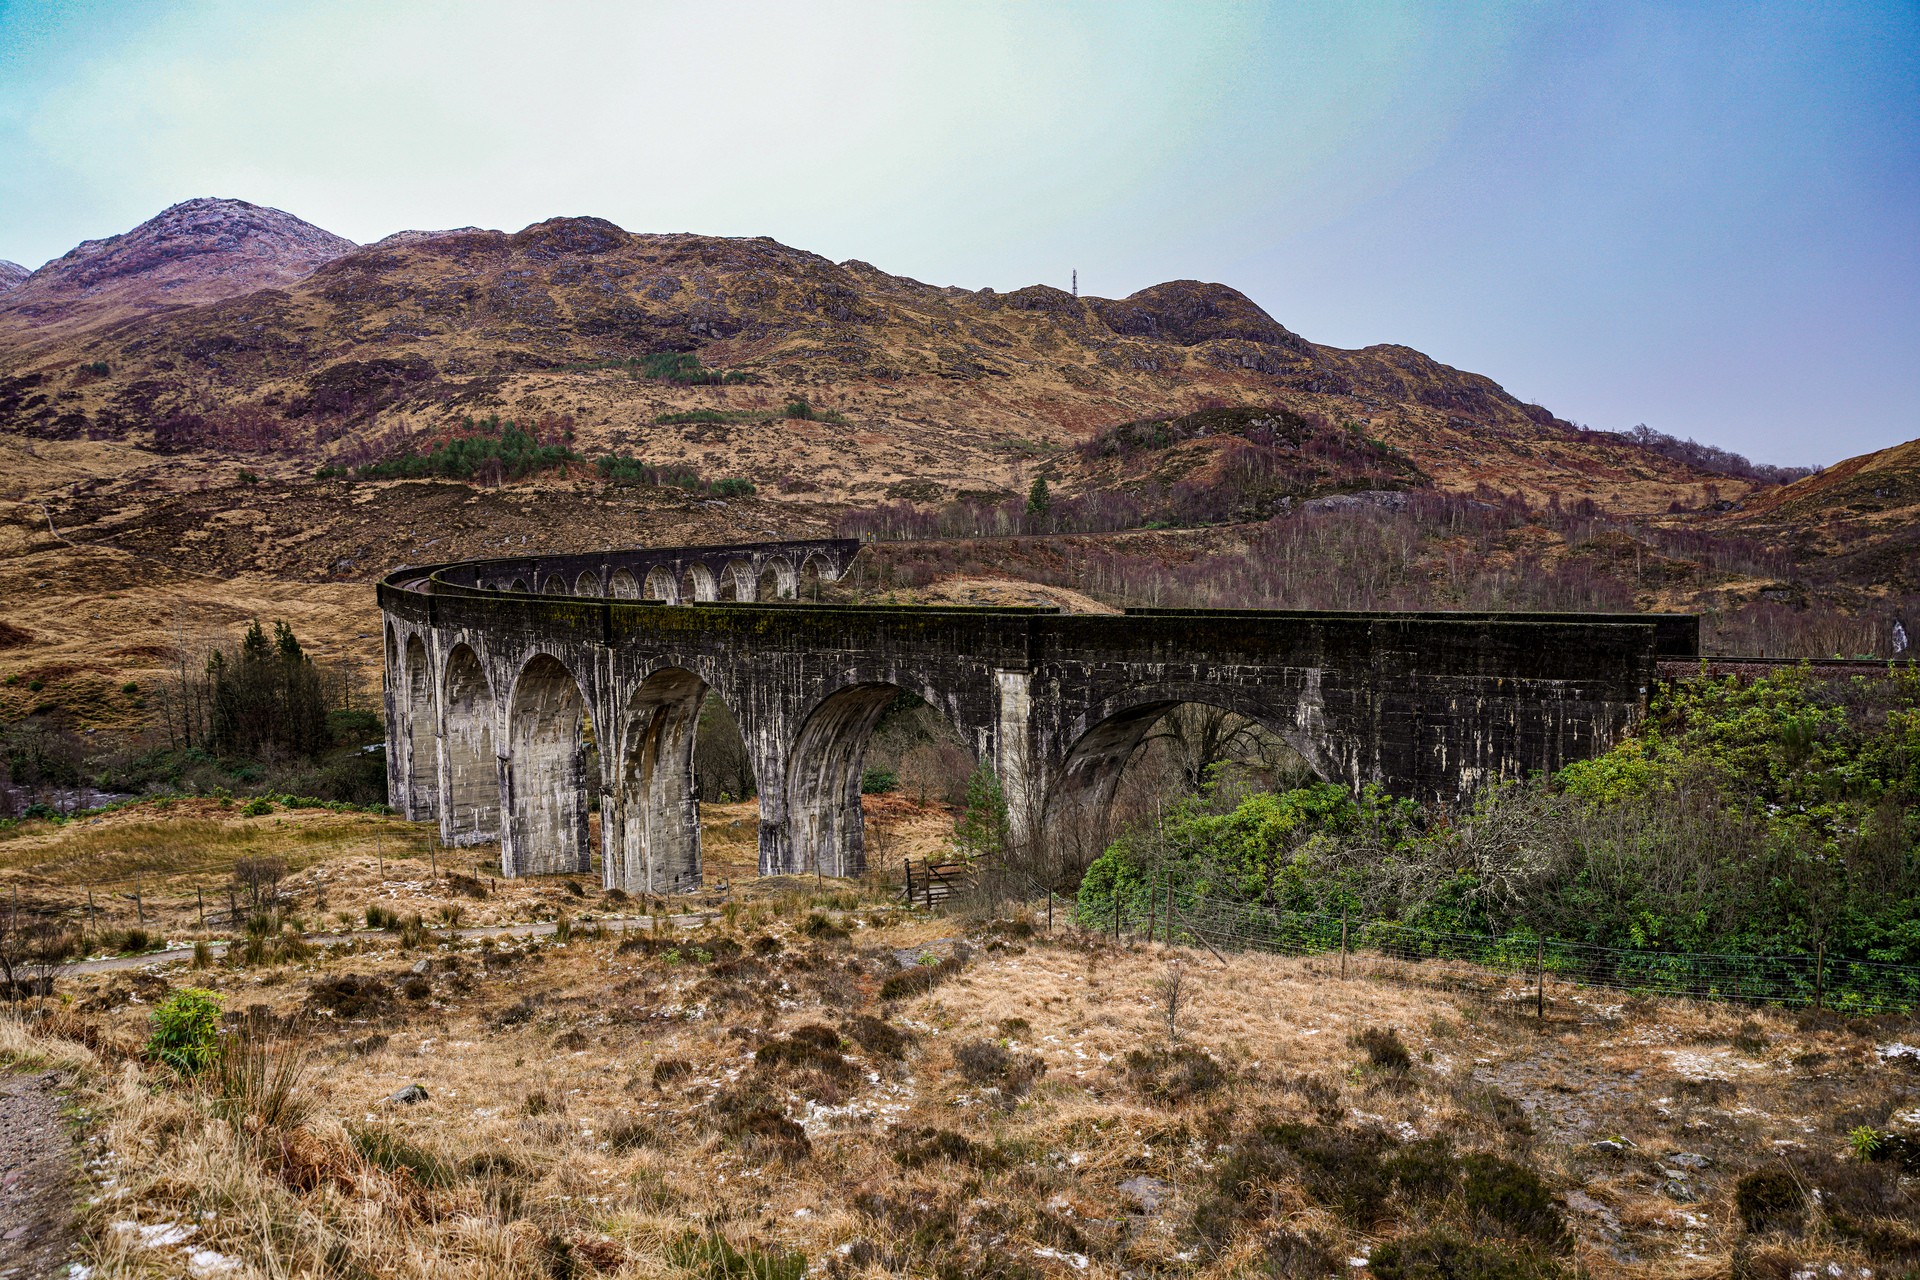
(147, 987, 223, 1075)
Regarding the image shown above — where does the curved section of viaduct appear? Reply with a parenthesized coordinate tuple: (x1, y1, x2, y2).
(379, 538, 1695, 892)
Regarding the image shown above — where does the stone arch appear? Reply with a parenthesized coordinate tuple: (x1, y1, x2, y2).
(541, 575, 569, 595)
(758, 557, 795, 601)
(785, 680, 977, 878)
(721, 559, 755, 600)
(440, 643, 500, 847)
(1045, 694, 1328, 867)
(681, 562, 718, 603)
(503, 653, 595, 877)
(575, 569, 601, 596)
(402, 634, 438, 822)
(609, 568, 640, 599)
(611, 666, 712, 894)
(644, 566, 678, 603)
(508, 577, 531, 594)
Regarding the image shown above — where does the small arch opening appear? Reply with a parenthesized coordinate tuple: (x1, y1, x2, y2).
(575, 569, 601, 596)
(757, 558, 794, 601)
(643, 566, 677, 603)
(609, 568, 640, 599)
(682, 563, 717, 603)
(541, 575, 569, 595)
(721, 559, 755, 600)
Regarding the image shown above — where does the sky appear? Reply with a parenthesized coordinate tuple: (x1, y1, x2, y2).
(0, 0, 1914, 466)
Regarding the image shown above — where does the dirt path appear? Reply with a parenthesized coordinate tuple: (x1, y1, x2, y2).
(0, 1072, 76, 1279)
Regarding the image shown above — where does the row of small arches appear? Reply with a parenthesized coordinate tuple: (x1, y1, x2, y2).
(480, 555, 833, 604)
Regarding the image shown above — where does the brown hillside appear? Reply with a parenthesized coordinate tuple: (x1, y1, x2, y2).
(1724, 435, 1920, 590)
(0, 209, 1743, 515)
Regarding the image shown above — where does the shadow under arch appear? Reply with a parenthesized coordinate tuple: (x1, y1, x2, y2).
(574, 569, 601, 596)
(441, 642, 499, 847)
(644, 566, 677, 603)
(784, 680, 976, 878)
(402, 634, 438, 822)
(508, 578, 531, 594)
(609, 568, 640, 599)
(1044, 697, 1327, 879)
(610, 665, 741, 894)
(503, 652, 595, 877)
(541, 575, 569, 595)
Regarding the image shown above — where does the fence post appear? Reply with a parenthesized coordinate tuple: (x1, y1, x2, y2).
(86, 885, 95, 935)
(228, 885, 237, 925)
(134, 883, 144, 926)
(1147, 871, 1157, 943)
(1166, 880, 1174, 945)
(1814, 939, 1825, 1012)
(1535, 938, 1545, 1020)
(1047, 890, 1053, 933)
(377, 830, 385, 880)
(197, 888, 205, 931)
(1340, 907, 1348, 980)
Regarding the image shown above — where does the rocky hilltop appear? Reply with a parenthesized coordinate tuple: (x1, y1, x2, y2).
(0, 261, 27, 292)
(0, 204, 1749, 512)
(0, 197, 356, 345)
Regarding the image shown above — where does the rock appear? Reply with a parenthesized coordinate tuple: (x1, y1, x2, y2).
(1590, 1138, 1635, 1154)
(410, 959, 430, 975)
(387, 1083, 429, 1105)
(1118, 1176, 1172, 1213)
(1665, 1151, 1711, 1169)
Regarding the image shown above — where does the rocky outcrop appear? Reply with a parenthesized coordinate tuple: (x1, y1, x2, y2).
(0, 262, 27, 293)
(0, 197, 355, 342)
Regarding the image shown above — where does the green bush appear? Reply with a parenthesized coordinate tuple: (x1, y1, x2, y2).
(240, 796, 273, 817)
(860, 768, 897, 794)
(1371, 1231, 1565, 1280)
(1461, 1153, 1568, 1247)
(1735, 1167, 1806, 1233)
(147, 988, 224, 1075)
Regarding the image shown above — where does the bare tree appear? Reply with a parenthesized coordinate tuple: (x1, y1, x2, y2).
(1156, 960, 1187, 1045)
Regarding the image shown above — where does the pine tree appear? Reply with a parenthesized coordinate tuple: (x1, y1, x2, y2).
(954, 762, 1010, 861)
(1026, 475, 1052, 521)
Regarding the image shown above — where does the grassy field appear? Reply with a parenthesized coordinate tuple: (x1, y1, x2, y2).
(5, 906, 1917, 1275)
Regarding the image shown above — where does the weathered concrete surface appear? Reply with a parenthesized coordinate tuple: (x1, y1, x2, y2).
(381, 539, 1690, 890)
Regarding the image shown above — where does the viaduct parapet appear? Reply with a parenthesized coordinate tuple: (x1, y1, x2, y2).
(378, 538, 1694, 892)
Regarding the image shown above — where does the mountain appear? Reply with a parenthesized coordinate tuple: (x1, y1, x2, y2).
(0, 262, 27, 293)
(0, 198, 355, 347)
(0, 206, 1751, 513)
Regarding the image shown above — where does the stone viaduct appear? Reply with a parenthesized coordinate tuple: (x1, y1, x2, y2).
(379, 537, 1696, 892)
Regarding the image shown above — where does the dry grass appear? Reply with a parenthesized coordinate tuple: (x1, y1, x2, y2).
(11, 874, 1913, 1279)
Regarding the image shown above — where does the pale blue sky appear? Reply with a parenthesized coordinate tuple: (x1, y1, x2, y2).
(1, 0, 1914, 465)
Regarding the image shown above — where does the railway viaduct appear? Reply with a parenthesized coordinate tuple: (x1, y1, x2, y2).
(378, 537, 1695, 892)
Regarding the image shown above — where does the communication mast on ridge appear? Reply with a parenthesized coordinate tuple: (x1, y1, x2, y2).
(1071, 269, 1078, 298)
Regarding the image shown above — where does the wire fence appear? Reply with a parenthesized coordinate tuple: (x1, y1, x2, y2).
(966, 870, 1920, 1017)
